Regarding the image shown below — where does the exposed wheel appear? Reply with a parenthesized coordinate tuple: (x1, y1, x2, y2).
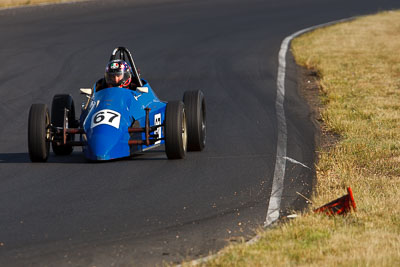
(28, 104, 50, 162)
(164, 101, 187, 159)
(183, 90, 206, 151)
(51, 94, 76, 155)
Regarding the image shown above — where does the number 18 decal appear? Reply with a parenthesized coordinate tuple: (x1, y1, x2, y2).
(154, 113, 162, 144)
(91, 109, 121, 129)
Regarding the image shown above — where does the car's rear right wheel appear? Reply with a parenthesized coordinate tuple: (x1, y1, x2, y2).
(51, 94, 76, 155)
(165, 101, 187, 159)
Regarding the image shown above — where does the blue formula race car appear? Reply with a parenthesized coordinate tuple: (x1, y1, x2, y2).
(28, 47, 206, 162)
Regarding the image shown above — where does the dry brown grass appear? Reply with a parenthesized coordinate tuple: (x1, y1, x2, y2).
(182, 10, 400, 267)
(0, 0, 82, 8)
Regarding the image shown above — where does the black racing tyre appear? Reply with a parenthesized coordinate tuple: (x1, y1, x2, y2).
(183, 90, 206, 151)
(164, 101, 187, 159)
(28, 104, 50, 162)
(51, 94, 76, 155)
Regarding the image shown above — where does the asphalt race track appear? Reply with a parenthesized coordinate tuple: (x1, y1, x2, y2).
(1, 0, 399, 266)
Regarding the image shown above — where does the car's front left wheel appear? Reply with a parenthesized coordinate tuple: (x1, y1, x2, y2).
(164, 101, 187, 159)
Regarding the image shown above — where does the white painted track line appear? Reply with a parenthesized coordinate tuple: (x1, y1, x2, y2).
(264, 17, 355, 228)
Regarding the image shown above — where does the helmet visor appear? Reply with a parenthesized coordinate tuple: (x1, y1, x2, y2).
(106, 72, 124, 86)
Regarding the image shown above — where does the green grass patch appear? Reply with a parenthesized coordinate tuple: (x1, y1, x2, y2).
(182, 10, 400, 267)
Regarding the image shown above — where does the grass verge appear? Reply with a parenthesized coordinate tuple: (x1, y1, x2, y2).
(182, 10, 400, 267)
(0, 0, 82, 8)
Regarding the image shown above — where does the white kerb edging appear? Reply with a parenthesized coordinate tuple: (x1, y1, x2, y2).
(264, 17, 355, 228)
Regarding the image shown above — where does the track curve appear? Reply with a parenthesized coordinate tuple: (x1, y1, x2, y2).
(1, 0, 399, 266)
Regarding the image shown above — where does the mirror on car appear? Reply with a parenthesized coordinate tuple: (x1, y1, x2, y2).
(136, 87, 149, 93)
(80, 88, 92, 96)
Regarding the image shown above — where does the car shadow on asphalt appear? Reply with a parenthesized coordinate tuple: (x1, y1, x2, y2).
(130, 150, 168, 161)
(0, 152, 31, 163)
(0, 152, 87, 164)
(0, 151, 168, 164)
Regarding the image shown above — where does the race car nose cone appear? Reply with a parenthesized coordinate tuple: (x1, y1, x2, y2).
(87, 133, 115, 160)
(83, 122, 131, 161)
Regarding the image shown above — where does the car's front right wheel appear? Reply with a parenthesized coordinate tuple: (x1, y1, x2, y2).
(28, 104, 50, 162)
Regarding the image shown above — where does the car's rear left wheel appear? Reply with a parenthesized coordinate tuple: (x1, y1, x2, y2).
(183, 90, 206, 151)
